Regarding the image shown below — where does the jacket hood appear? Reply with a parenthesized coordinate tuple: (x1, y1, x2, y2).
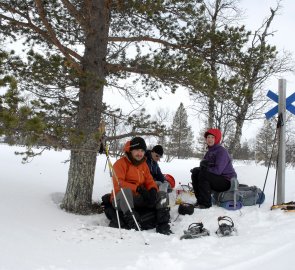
(123, 141, 131, 152)
(204, 128, 222, 145)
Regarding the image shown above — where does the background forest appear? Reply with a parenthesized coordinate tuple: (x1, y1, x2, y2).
(0, 0, 295, 214)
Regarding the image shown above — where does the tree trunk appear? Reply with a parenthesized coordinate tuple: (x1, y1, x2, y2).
(228, 103, 248, 157)
(208, 95, 215, 128)
(62, 1, 110, 214)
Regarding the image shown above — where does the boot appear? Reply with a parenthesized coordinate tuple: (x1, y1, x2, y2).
(123, 210, 140, 230)
(156, 207, 172, 235)
(156, 207, 170, 224)
(109, 217, 127, 229)
(156, 223, 172, 235)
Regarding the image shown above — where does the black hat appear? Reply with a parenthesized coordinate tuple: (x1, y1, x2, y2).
(152, 145, 163, 157)
(129, 137, 147, 152)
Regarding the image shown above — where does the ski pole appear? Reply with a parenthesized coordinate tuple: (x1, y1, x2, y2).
(105, 144, 148, 245)
(105, 145, 123, 239)
(259, 118, 279, 208)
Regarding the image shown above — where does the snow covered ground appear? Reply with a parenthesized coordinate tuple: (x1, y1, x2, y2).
(1, 143, 295, 270)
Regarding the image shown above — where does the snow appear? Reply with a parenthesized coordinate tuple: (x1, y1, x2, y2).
(1, 143, 295, 270)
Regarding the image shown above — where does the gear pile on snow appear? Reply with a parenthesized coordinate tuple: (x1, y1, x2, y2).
(175, 183, 195, 205)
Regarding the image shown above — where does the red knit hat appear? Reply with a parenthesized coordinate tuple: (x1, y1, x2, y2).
(204, 128, 222, 145)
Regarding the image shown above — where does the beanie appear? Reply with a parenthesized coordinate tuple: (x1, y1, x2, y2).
(204, 128, 222, 145)
(129, 137, 147, 152)
(152, 145, 164, 157)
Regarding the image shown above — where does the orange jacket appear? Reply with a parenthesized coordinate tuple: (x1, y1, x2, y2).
(110, 156, 158, 201)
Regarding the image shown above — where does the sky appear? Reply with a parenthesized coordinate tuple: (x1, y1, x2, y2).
(240, 0, 295, 90)
(1, 143, 295, 270)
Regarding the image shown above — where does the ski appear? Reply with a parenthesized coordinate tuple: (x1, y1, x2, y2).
(271, 201, 295, 210)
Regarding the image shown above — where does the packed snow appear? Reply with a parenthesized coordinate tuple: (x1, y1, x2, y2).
(1, 143, 295, 270)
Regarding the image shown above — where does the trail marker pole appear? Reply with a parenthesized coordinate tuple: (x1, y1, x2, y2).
(264, 79, 295, 204)
(277, 79, 286, 204)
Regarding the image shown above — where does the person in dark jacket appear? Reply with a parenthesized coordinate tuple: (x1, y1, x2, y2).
(145, 145, 165, 182)
(145, 145, 172, 192)
(191, 128, 237, 209)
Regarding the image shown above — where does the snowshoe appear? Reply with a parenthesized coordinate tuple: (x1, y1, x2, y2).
(215, 216, 237, 237)
(180, 222, 210, 240)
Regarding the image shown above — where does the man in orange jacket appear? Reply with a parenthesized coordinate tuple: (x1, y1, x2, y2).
(110, 137, 171, 235)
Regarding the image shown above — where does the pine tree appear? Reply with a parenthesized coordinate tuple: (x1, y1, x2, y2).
(0, 1, 205, 214)
(255, 119, 277, 166)
(234, 140, 253, 160)
(168, 103, 194, 159)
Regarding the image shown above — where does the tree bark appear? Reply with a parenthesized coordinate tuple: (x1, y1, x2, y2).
(62, 1, 110, 214)
(228, 99, 251, 156)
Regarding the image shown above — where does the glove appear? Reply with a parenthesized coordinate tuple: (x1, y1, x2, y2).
(200, 159, 209, 171)
(136, 186, 149, 201)
(190, 167, 200, 174)
(148, 188, 158, 207)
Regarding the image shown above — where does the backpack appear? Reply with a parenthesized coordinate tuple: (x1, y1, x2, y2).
(212, 184, 265, 210)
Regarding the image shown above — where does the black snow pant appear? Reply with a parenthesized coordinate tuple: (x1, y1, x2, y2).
(105, 188, 170, 232)
(191, 167, 231, 208)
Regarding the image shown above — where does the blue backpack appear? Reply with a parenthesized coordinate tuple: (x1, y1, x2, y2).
(212, 181, 265, 210)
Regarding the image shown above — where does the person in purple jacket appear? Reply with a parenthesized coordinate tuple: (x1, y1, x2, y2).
(191, 128, 237, 209)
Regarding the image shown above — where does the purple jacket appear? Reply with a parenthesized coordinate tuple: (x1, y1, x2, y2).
(204, 144, 237, 180)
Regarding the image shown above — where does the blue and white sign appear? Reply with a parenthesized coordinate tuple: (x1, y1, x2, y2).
(265, 90, 295, 119)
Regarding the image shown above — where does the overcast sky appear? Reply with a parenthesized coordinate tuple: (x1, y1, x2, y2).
(240, 0, 295, 91)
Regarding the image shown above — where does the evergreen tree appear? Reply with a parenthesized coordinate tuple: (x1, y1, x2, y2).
(234, 140, 253, 160)
(255, 119, 277, 166)
(0, 0, 205, 214)
(168, 103, 194, 159)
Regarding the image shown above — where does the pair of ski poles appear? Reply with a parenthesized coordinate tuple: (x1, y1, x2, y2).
(104, 144, 149, 245)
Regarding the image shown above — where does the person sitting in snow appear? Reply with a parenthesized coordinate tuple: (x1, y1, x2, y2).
(191, 128, 237, 209)
(145, 145, 172, 193)
(104, 137, 172, 235)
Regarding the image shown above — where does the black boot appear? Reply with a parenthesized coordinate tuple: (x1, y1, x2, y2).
(109, 216, 127, 229)
(123, 210, 140, 230)
(156, 223, 172, 235)
(156, 207, 172, 235)
(156, 207, 170, 224)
